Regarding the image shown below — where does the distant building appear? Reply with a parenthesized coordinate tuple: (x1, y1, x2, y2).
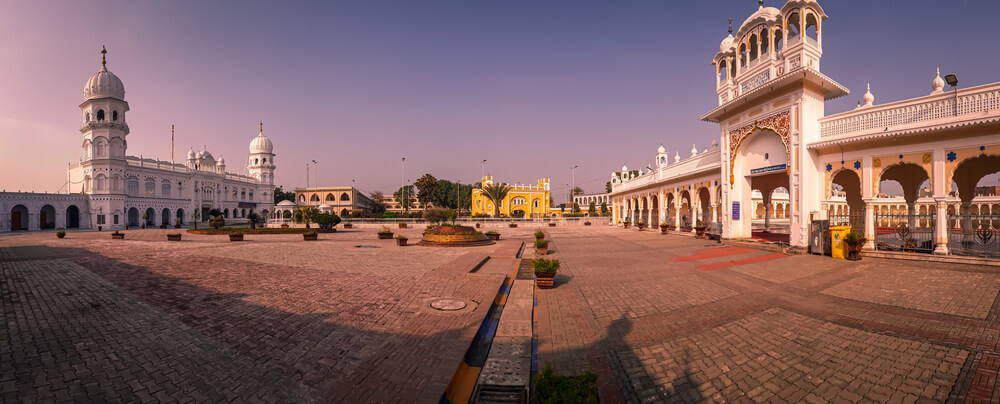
(976, 186, 1000, 197)
(573, 193, 610, 214)
(293, 187, 375, 216)
(471, 176, 552, 218)
(379, 195, 426, 214)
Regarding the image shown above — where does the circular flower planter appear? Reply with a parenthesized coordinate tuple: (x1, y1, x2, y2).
(420, 225, 493, 247)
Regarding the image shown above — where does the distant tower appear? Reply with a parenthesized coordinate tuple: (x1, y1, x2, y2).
(655, 144, 669, 167)
(80, 46, 129, 194)
(247, 122, 275, 185)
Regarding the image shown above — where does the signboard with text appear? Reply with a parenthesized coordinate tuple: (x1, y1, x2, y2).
(750, 164, 787, 175)
(732, 202, 740, 220)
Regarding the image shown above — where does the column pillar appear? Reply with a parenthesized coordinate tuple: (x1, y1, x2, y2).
(933, 198, 950, 255)
(612, 199, 618, 225)
(863, 199, 876, 251)
(674, 197, 681, 229)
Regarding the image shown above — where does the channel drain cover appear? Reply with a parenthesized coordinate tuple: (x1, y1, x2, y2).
(429, 298, 467, 311)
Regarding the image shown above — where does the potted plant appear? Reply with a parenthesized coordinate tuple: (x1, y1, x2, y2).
(534, 239, 549, 256)
(111, 231, 125, 240)
(548, 222, 556, 227)
(159, 224, 166, 229)
(475, 223, 481, 228)
(398, 222, 408, 229)
(509, 222, 518, 228)
(377, 226, 394, 239)
(694, 221, 707, 239)
(98, 225, 102, 231)
(210, 216, 225, 230)
(229, 230, 244, 242)
(174, 223, 181, 229)
(845, 232, 866, 261)
(485, 231, 500, 241)
(637, 221, 647, 231)
(141, 213, 148, 229)
(534, 231, 545, 241)
(344, 222, 353, 229)
(396, 235, 408, 246)
(584, 221, 592, 226)
(280, 223, 289, 228)
(623, 220, 630, 229)
(303, 229, 318, 241)
(659, 223, 669, 235)
(532, 258, 560, 289)
(56, 230, 66, 239)
(167, 233, 182, 241)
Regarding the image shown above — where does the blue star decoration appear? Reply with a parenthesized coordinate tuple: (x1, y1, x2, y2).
(898, 154, 904, 159)
(826, 164, 833, 172)
(981, 146, 987, 151)
(947, 151, 957, 162)
(854, 161, 861, 170)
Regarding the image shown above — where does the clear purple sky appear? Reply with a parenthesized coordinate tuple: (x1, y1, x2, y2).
(2, 0, 998, 197)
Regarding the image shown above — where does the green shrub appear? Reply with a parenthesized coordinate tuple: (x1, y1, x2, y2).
(378, 226, 393, 234)
(532, 364, 598, 404)
(486, 231, 499, 235)
(534, 239, 549, 249)
(312, 213, 341, 229)
(534, 231, 545, 239)
(444, 209, 458, 224)
(303, 229, 317, 236)
(531, 258, 559, 274)
(56, 230, 66, 237)
(229, 230, 243, 237)
(210, 216, 225, 230)
(396, 234, 407, 240)
(845, 232, 866, 242)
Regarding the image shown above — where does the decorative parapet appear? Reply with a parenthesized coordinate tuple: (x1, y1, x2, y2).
(612, 149, 721, 194)
(819, 83, 1000, 140)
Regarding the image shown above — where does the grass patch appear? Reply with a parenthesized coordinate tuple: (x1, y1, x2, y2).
(532, 363, 598, 404)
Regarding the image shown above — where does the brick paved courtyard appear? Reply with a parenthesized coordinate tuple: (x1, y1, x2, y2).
(3, 225, 1000, 403)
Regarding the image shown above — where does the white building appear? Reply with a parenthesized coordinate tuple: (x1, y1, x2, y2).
(611, 0, 1000, 258)
(1, 48, 276, 231)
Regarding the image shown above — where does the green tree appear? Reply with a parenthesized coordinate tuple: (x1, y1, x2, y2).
(571, 186, 584, 197)
(422, 208, 447, 224)
(312, 212, 341, 229)
(605, 181, 612, 193)
(246, 212, 260, 229)
(600, 201, 608, 215)
(192, 210, 200, 229)
(588, 201, 596, 215)
(572, 202, 580, 213)
(368, 191, 387, 215)
(393, 185, 415, 211)
(209, 208, 223, 218)
(294, 207, 319, 228)
(273, 185, 295, 204)
(436, 179, 455, 209)
(415, 174, 440, 207)
(480, 183, 511, 218)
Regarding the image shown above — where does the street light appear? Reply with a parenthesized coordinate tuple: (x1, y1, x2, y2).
(401, 158, 406, 212)
(945, 74, 959, 116)
(570, 165, 579, 203)
(481, 160, 487, 182)
(312, 160, 318, 187)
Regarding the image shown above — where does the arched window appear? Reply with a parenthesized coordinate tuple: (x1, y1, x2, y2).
(787, 12, 801, 40)
(774, 29, 783, 51)
(112, 175, 120, 191)
(310, 194, 319, 202)
(749, 34, 758, 61)
(161, 181, 171, 197)
(299, 194, 305, 203)
(760, 29, 769, 54)
(241, 191, 247, 200)
(144, 179, 155, 195)
(127, 177, 139, 196)
(112, 111, 118, 121)
(326, 193, 335, 201)
(95, 140, 106, 157)
(263, 158, 267, 164)
(533, 200, 539, 208)
(254, 158, 259, 165)
(718, 60, 728, 82)
(805, 13, 818, 43)
(341, 193, 350, 201)
(512, 198, 525, 205)
(85, 112, 91, 122)
(739, 43, 747, 67)
(96, 110, 105, 121)
(249, 191, 254, 200)
(95, 174, 106, 191)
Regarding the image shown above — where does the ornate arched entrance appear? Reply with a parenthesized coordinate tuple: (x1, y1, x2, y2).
(731, 127, 790, 242)
(127, 208, 140, 227)
(65, 205, 80, 229)
(10, 205, 28, 230)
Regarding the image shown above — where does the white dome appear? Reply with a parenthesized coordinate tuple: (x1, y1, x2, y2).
(931, 68, 945, 94)
(621, 165, 628, 172)
(738, 6, 780, 34)
(720, 34, 735, 53)
(84, 48, 125, 100)
(863, 83, 875, 107)
(187, 148, 196, 160)
(277, 200, 296, 207)
(217, 155, 225, 165)
(657, 144, 666, 153)
(249, 130, 273, 154)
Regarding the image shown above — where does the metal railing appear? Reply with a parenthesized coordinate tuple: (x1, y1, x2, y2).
(947, 214, 1000, 258)
(874, 212, 936, 254)
(828, 213, 865, 233)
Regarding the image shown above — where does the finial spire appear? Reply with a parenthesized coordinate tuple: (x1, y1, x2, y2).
(259, 121, 263, 134)
(101, 46, 107, 67)
(759, 0, 764, 8)
(728, 18, 732, 34)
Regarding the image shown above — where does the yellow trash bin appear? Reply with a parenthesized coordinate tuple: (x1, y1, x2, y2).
(830, 225, 851, 259)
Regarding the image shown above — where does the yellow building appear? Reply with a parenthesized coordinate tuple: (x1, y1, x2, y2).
(471, 176, 552, 218)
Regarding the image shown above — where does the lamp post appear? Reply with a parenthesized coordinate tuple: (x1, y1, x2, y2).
(570, 165, 578, 203)
(312, 160, 318, 188)
(401, 157, 406, 212)
(945, 74, 959, 116)
(481, 160, 487, 182)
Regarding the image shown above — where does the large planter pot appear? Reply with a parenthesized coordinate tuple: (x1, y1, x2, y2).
(281, 224, 289, 228)
(623, 223, 630, 229)
(112, 233, 125, 240)
(398, 223, 407, 229)
(486, 233, 500, 241)
(509, 223, 517, 228)
(584, 222, 592, 226)
(535, 272, 555, 289)
(846, 239, 866, 261)
(695, 227, 707, 239)
(57, 233, 66, 239)
(229, 234, 244, 242)
(475, 223, 481, 228)
(378, 232, 394, 239)
(167, 234, 182, 241)
(303, 234, 318, 241)
(396, 238, 408, 246)
(174, 224, 181, 229)
(548, 223, 556, 227)
(637, 225, 646, 231)
(660, 227, 668, 235)
(344, 223, 353, 229)
(536, 247, 546, 256)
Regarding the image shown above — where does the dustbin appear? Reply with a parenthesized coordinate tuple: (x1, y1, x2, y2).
(830, 225, 851, 259)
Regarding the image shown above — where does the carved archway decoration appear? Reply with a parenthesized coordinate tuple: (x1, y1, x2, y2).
(728, 110, 791, 188)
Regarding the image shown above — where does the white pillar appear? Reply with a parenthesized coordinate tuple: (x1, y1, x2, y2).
(933, 199, 950, 255)
(863, 199, 876, 251)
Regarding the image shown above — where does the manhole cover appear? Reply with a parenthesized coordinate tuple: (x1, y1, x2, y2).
(430, 298, 467, 311)
(354, 245, 379, 248)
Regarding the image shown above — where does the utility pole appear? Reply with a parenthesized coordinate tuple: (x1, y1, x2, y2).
(481, 160, 487, 182)
(401, 157, 406, 212)
(571, 165, 578, 204)
(312, 160, 318, 188)
(306, 162, 310, 188)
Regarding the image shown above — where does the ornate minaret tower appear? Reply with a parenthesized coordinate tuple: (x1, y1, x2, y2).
(81, 46, 129, 165)
(247, 122, 275, 186)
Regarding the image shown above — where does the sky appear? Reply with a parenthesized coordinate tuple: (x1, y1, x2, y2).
(2, 0, 999, 198)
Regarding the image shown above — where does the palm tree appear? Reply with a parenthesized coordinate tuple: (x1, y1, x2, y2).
(480, 183, 511, 218)
(246, 212, 260, 229)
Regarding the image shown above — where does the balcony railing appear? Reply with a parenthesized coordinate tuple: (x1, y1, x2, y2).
(819, 84, 1000, 139)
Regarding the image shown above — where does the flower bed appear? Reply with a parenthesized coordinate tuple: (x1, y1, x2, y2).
(187, 228, 335, 235)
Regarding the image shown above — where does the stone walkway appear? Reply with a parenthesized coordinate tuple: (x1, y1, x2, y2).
(534, 226, 1000, 404)
(0, 227, 542, 403)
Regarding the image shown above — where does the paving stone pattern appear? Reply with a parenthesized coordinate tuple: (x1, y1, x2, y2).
(533, 226, 1000, 404)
